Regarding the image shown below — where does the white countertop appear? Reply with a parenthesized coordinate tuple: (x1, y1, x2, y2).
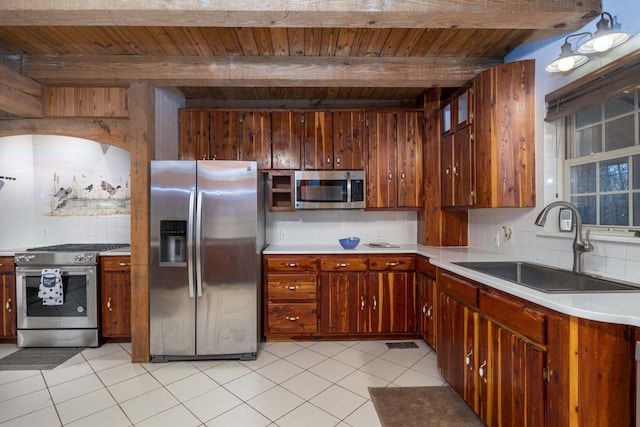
(265, 243, 640, 328)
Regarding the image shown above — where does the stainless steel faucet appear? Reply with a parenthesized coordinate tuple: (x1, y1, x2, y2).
(534, 201, 594, 273)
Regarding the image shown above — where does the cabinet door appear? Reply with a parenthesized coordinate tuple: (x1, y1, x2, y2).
(240, 111, 272, 169)
(302, 111, 333, 170)
(179, 110, 210, 160)
(478, 318, 545, 427)
(0, 257, 16, 338)
(332, 111, 364, 170)
(438, 293, 479, 412)
(209, 111, 240, 160)
(319, 271, 367, 334)
(366, 111, 396, 209)
(417, 272, 437, 348)
(367, 271, 415, 334)
(396, 111, 424, 208)
(441, 133, 454, 207)
(100, 257, 131, 339)
(453, 125, 474, 207)
(271, 111, 302, 169)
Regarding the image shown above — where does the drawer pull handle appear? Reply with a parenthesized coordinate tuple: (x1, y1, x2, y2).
(286, 316, 300, 321)
(427, 306, 432, 317)
(118, 262, 130, 267)
(465, 351, 473, 367)
(422, 303, 428, 314)
(479, 361, 487, 383)
(386, 262, 400, 267)
(360, 296, 365, 310)
(373, 296, 377, 310)
(107, 297, 112, 311)
(286, 285, 299, 291)
(5, 298, 11, 312)
(337, 263, 349, 267)
(285, 263, 299, 268)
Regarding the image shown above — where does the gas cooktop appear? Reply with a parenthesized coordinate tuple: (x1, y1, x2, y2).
(25, 243, 130, 252)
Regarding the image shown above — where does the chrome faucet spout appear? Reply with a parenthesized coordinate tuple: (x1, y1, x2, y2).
(534, 201, 594, 273)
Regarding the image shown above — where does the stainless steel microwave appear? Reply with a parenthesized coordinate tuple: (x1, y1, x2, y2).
(294, 170, 366, 209)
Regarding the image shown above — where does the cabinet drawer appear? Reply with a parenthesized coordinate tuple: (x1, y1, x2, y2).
(369, 255, 415, 271)
(439, 271, 478, 307)
(0, 257, 15, 273)
(267, 274, 317, 300)
(267, 303, 317, 333)
(416, 256, 436, 278)
(101, 256, 131, 272)
(479, 290, 547, 345)
(320, 257, 368, 271)
(266, 256, 318, 272)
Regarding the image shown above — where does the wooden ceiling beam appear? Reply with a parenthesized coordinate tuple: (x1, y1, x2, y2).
(23, 55, 503, 88)
(0, 0, 600, 30)
(0, 63, 42, 118)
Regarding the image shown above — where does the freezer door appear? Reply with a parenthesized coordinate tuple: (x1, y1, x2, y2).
(196, 160, 260, 356)
(150, 161, 197, 357)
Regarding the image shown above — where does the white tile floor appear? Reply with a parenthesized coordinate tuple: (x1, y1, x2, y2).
(0, 339, 444, 426)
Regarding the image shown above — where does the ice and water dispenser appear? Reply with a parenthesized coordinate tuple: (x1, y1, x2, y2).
(160, 220, 187, 264)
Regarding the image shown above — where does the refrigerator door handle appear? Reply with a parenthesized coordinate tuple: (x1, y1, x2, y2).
(187, 189, 196, 298)
(195, 189, 204, 297)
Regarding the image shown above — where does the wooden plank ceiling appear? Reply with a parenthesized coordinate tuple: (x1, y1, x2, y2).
(0, 0, 601, 107)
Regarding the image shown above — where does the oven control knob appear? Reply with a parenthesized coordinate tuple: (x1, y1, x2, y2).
(74, 254, 94, 262)
(15, 254, 35, 262)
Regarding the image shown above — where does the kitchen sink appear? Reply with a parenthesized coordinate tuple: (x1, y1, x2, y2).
(453, 261, 640, 293)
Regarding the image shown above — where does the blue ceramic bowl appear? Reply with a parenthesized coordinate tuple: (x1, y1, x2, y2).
(339, 237, 360, 250)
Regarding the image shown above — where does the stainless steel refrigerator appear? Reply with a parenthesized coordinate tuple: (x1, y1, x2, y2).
(149, 160, 264, 361)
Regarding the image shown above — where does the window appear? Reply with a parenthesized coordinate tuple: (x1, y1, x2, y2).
(565, 91, 640, 228)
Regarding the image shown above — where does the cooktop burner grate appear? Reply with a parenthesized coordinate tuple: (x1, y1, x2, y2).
(26, 243, 130, 252)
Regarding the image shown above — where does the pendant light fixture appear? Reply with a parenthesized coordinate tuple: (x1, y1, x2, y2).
(578, 12, 630, 54)
(545, 33, 590, 73)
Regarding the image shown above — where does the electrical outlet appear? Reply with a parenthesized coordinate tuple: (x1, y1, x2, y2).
(43, 227, 48, 237)
(279, 230, 287, 240)
(493, 232, 501, 247)
(377, 229, 383, 239)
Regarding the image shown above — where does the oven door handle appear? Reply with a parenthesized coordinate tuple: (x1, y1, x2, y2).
(187, 189, 196, 299)
(195, 189, 203, 298)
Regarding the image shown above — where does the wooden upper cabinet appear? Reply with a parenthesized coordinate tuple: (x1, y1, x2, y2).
(302, 111, 333, 170)
(239, 111, 272, 169)
(271, 111, 302, 169)
(209, 111, 240, 160)
(178, 110, 210, 160)
(332, 110, 364, 170)
(440, 60, 535, 209)
(474, 60, 535, 208)
(366, 110, 423, 209)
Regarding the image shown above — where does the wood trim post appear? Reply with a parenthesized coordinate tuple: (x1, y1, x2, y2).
(128, 82, 154, 363)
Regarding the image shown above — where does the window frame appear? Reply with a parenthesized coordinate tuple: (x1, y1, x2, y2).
(564, 90, 640, 230)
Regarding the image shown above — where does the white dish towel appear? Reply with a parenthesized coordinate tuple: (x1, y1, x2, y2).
(38, 268, 64, 306)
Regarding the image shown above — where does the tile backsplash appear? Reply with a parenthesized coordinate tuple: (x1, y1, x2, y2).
(0, 135, 131, 248)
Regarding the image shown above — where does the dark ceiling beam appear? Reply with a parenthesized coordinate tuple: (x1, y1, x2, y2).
(0, 63, 42, 118)
(23, 55, 503, 88)
(0, 0, 600, 30)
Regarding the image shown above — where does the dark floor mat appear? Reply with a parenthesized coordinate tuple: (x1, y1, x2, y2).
(0, 347, 84, 370)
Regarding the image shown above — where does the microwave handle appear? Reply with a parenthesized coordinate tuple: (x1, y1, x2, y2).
(347, 171, 352, 203)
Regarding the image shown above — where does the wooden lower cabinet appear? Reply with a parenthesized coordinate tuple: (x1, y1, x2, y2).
(0, 257, 16, 340)
(264, 254, 417, 339)
(437, 267, 637, 427)
(416, 256, 437, 349)
(264, 255, 319, 337)
(319, 256, 368, 334)
(478, 317, 545, 427)
(100, 256, 131, 340)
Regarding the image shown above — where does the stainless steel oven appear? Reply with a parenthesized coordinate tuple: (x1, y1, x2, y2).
(14, 243, 128, 347)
